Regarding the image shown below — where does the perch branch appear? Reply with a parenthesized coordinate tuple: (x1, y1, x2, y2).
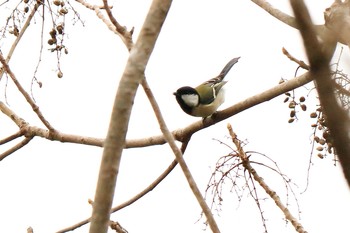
(1, 71, 314, 154)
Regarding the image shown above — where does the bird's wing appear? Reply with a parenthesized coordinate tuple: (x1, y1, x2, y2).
(195, 81, 227, 105)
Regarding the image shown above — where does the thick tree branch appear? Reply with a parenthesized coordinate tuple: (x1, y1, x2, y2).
(290, 0, 350, 187)
(89, 1, 173, 233)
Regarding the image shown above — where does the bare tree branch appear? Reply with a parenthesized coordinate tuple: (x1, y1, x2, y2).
(251, 0, 338, 56)
(0, 55, 56, 132)
(102, 0, 133, 50)
(227, 124, 307, 233)
(0, 136, 33, 161)
(290, 0, 350, 186)
(141, 78, 221, 232)
(251, 0, 298, 28)
(56, 139, 190, 233)
(1, 70, 314, 154)
(89, 1, 173, 233)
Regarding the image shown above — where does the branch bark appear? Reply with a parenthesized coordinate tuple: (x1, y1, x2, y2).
(89, 1, 173, 233)
(290, 0, 350, 187)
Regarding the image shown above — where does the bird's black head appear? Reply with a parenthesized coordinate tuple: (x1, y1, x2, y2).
(173, 86, 199, 116)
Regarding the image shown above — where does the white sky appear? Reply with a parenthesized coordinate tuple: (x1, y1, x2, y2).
(1, 0, 350, 232)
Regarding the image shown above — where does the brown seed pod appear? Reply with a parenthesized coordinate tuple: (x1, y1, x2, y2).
(48, 39, 55, 45)
(301, 104, 307, 111)
(288, 118, 295, 123)
(316, 146, 324, 151)
(310, 112, 318, 118)
(323, 131, 330, 140)
(290, 110, 296, 118)
(289, 101, 296, 108)
(57, 71, 63, 78)
(13, 27, 19, 37)
(57, 24, 64, 34)
(327, 147, 333, 154)
(53, 0, 61, 6)
(49, 29, 57, 38)
(284, 97, 289, 103)
(319, 139, 326, 145)
(314, 136, 320, 143)
(59, 8, 68, 15)
(317, 153, 324, 159)
(24, 6, 29, 13)
(311, 123, 317, 127)
(299, 96, 306, 102)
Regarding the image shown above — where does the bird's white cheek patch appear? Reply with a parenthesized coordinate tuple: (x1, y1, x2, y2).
(181, 94, 199, 107)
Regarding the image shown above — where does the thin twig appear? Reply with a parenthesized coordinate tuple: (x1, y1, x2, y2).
(282, 47, 310, 70)
(226, 123, 307, 233)
(102, 0, 133, 50)
(141, 78, 221, 232)
(56, 141, 190, 233)
(0, 55, 56, 132)
(0, 131, 24, 145)
(0, 136, 33, 161)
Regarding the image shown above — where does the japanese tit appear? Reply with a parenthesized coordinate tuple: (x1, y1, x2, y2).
(174, 57, 240, 117)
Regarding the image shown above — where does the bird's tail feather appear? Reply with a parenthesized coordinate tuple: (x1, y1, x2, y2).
(218, 57, 240, 80)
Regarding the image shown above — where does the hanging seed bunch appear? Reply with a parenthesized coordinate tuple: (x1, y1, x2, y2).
(280, 80, 308, 124)
(47, 0, 70, 78)
(48, 0, 68, 54)
(310, 107, 335, 159)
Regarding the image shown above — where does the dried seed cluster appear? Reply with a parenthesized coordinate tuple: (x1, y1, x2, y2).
(310, 107, 334, 159)
(283, 91, 307, 123)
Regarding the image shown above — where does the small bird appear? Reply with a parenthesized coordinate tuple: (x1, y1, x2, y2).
(174, 57, 240, 117)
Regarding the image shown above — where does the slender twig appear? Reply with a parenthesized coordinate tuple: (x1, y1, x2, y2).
(4, 3, 41, 63)
(102, 0, 133, 50)
(282, 47, 310, 70)
(0, 136, 33, 161)
(0, 55, 56, 132)
(0, 2, 42, 80)
(141, 78, 221, 232)
(227, 123, 307, 233)
(56, 140, 190, 233)
(0, 131, 24, 145)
